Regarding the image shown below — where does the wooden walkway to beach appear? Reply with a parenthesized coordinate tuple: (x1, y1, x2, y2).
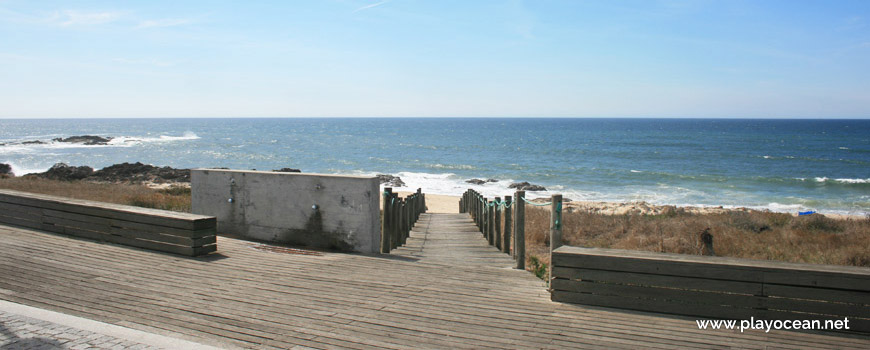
(1, 214, 869, 349)
(392, 213, 516, 268)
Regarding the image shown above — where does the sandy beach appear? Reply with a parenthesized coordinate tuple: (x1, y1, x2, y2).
(387, 191, 863, 220)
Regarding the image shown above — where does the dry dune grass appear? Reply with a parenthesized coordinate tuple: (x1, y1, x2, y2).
(522, 205, 870, 269)
(0, 177, 191, 212)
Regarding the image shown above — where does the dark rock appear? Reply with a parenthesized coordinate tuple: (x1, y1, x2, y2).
(91, 162, 190, 183)
(52, 135, 112, 145)
(377, 174, 405, 187)
(35, 163, 94, 181)
(508, 181, 546, 191)
(273, 168, 301, 173)
(22, 140, 46, 145)
(465, 179, 486, 185)
(0, 163, 12, 177)
(486, 178, 499, 183)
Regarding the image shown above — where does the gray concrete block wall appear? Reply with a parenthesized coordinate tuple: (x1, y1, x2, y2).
(191, 169, 380, 253)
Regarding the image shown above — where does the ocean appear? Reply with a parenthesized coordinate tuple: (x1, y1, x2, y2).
(1, 118, 868, 216)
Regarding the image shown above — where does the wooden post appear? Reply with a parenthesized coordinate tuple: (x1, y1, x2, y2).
(479, 196, 485, 233)
(406, 196, 411, 240)
(503, 195, 512, 254)
(515, 190, 525, 270)
(391, 193, 399, 250)
(417, 188, 423, 220)
(402, 198, 409, 245)
(482, 198, 488, 236)
(549, 194, 563, 284)
(487, 200, 495, 246)
(494, 197, 502, 250)
(381, 188, 392, 253)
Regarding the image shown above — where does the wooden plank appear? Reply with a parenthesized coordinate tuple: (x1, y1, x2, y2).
(43, 210, 215, 247)
(552, 266, 764, 295)
(552, 250, 766, 283)
(0, 190, 215, 230)
(0, 213, 43, 230)
(553, 247, 870, 290)
(43, 209, 215, 239)
(762, 296, 870, 319)
(0, 202, 44, 221)
(551, 289, 757, 320)
(45, 221, 215, 256)
(551, 278, 766, 309)
(764, 283, 870, 305)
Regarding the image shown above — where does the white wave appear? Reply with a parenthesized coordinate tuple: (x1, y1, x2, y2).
(108, 131, 200, 145)
(1, 161, 50, 176)
(423, 163, 476, 170)
(630, 170, 642, 173)
(839, 147, 849, 150)
(833, 178, 870, 184)
(763, 155, 772, 159)
(811, 177, 869, 184)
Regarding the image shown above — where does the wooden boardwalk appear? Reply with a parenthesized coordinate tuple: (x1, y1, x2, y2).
(392, 213, 516, 268)
(0, 213, 869, 349)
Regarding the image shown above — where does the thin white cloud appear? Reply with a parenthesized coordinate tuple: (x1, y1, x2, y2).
(137, 18, 192, 29)
(353, 0, 389, 13)
(56, 10, 122, 26)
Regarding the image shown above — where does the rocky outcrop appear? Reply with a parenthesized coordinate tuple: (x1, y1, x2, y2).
(0, 163, 13, 177)
(21, 140, 46, 145)
(272, 168, 301, 173)
(52, 135, 112, 145)
(90, 162, 190, 183)
(508, 181, 546, 191)
(33, 163, 94, 181)
(377, 174, 405, 187)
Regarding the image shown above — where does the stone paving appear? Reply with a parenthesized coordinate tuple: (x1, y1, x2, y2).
(0, 310, 158, 350)
(0, 301, 223, 350)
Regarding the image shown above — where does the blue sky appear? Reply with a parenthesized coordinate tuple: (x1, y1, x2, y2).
(1, 0, 868, 118)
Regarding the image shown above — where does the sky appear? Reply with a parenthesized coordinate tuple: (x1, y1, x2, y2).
(0, 0, 869, 118)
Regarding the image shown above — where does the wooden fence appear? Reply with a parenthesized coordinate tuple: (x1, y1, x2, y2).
(380, 188, 426, 253)
(459, 188, 563, 270)
(551, 245, 870, 333)
(0, 189, 217, 256)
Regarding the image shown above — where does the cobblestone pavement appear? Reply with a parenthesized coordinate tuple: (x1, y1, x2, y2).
(0, 301, 224, 350)
(0, 310, 160, 350)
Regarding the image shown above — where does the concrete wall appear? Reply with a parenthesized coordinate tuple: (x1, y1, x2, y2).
(191, 169, 380, 253)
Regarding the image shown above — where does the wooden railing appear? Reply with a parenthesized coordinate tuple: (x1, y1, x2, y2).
(459, 188, 563, 270)
(551, 245, 870, 333)
(380, 188, 426, 253)
(0, 189, 217, 256)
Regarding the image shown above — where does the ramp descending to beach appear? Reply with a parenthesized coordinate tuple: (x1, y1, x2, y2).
(0, 214, 868, 348)
(391, 213, 517, 268)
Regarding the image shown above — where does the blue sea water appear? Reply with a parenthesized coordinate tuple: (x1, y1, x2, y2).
(1, 118, 868, 215)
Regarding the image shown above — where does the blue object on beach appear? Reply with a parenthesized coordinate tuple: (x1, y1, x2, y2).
(798, 211, 816, 216)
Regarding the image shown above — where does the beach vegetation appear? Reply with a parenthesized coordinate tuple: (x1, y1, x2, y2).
(0, 177, 191, 212)
(522, 205, 870, 268)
